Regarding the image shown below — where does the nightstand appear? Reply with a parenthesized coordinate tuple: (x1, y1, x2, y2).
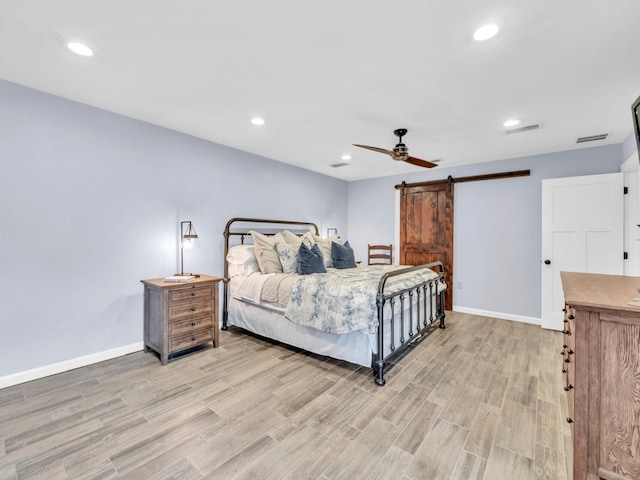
(141, 275, 222, 364)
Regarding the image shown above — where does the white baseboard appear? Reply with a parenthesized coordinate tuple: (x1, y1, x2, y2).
(452, 306, 541, 326)
(0, 342, 144, 390)
(0, 308, 541, 389)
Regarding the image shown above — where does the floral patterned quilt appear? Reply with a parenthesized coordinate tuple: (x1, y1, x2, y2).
(284, 265, 443, 334)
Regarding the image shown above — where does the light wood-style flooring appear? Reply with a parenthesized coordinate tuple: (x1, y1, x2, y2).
(0, 312, 571, 479)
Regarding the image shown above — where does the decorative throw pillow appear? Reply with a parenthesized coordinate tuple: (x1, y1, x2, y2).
(302, 232, 341, 268)
(249, 230, 283, 274)
(301, 231, 315, 248)
(279, 230, 303, 246)
(297, 243, 327, 275)
(275, 241, 298, 274)
(331, 240, 356, 269)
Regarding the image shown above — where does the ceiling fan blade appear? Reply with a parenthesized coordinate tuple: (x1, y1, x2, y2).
(404, 156, 438, 169)
(353, 144, 396, 157)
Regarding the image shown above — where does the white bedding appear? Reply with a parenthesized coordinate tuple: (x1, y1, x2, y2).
(232, 266, 444, 333)
(227, 297, 374, 367)
(228, 265, 445, 367)
(232, 271, 274, 305)
(224, 224, 445, 374)
(285, 266, 441, 334)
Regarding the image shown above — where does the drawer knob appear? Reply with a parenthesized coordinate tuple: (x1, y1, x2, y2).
(191, 336, 196, 341)
(563, 330, 571, 335)
(564, 384, 573, 391)
(568, 349, 574, 355)
(562, 368, 567, 373)
(191, 292, 196, 296)
(563, 319, 568, 323)
(191, 307, 196, 311)
(565, 358, 571, 363)
(191, 321, 196, 326)
(566, 417, 573, 424)
(568, 315, 574, 320)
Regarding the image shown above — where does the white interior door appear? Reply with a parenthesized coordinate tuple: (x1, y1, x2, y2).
(541, 172, 624, 330)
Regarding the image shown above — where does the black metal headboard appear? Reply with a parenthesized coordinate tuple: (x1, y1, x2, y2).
(222, 217, 319, 328)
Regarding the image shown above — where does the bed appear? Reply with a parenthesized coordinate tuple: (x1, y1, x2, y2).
(222, 217, 446, 385)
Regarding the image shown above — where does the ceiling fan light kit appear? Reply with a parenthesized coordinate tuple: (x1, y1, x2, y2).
(353, 128, 438, 169)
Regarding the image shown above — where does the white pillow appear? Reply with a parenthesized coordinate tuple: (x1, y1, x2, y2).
(229, 263, 260, 278)
(227, 244, 257, 265)
(226, 245, 260, 277)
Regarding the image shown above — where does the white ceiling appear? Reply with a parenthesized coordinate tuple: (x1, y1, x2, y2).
(1, 0, 639, 181)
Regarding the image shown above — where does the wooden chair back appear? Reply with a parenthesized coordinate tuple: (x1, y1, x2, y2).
(368, 244, 393, 265)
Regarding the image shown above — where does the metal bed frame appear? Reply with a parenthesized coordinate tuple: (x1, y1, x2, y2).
(223, 217, 446, 386)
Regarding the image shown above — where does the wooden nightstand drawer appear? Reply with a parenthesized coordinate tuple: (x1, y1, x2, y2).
(170, 331, 213, 352)
(170, 315, 212, 337)
(170, 285, 213, 303)
(169, 300, 212, 321)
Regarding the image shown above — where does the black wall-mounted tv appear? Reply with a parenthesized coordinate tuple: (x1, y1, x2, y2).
(633, 95, 640, 161)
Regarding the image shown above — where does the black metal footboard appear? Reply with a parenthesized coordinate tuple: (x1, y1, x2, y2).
(374, 262, 446, 386)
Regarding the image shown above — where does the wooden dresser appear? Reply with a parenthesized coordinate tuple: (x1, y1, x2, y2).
(561, 272, 640, 480)
(141, 275, 222, 364)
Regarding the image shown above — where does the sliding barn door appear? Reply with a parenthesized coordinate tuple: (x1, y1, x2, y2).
(400, 182, 454, 310)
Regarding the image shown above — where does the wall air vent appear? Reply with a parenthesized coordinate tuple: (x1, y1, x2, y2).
(576, 134, 608, 143)
(330, 162, 350, 168)
(505, 124, 540, 135)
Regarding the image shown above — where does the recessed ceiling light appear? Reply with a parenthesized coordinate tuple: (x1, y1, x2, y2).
(251, 117, 265, 126)
(503, 119, 521, 127)
(341, 154, 351, 161)
(473, 24, 499, 41)
(67, 41, 94, 56)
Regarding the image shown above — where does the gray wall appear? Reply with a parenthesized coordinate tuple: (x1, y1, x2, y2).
(0, 80, 348, 378)
(347, 145, 624, 320)
(0, 77, 631, 381)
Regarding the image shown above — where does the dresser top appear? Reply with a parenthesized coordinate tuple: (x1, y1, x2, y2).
(561, 272, 640, 314)
(141, 274, 222, 289)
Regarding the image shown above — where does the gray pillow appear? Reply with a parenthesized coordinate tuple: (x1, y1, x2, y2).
(297, 243, 327, 275)
(331, 240, 356, 269)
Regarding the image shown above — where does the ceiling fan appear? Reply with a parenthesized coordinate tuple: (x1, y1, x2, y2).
(353, 128, 438, 169)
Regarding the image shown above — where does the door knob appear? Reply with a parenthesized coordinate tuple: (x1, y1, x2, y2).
(544, 259, 551, 265)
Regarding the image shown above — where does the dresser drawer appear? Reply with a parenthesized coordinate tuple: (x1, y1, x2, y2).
(169, 300, 212, 321)
(562, 304, 575, 419)
(563, 309, 575, 352)
(170, 315, 213, 337)
(170, 285, 213, 303)
(170, 330, 213, 353)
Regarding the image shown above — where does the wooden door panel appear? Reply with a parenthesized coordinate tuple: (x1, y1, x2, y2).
(404, 252, 442, 266)
(405, 193, 422, 244)
(400, 183, 454, 310)
(423, 192, 440, 244)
